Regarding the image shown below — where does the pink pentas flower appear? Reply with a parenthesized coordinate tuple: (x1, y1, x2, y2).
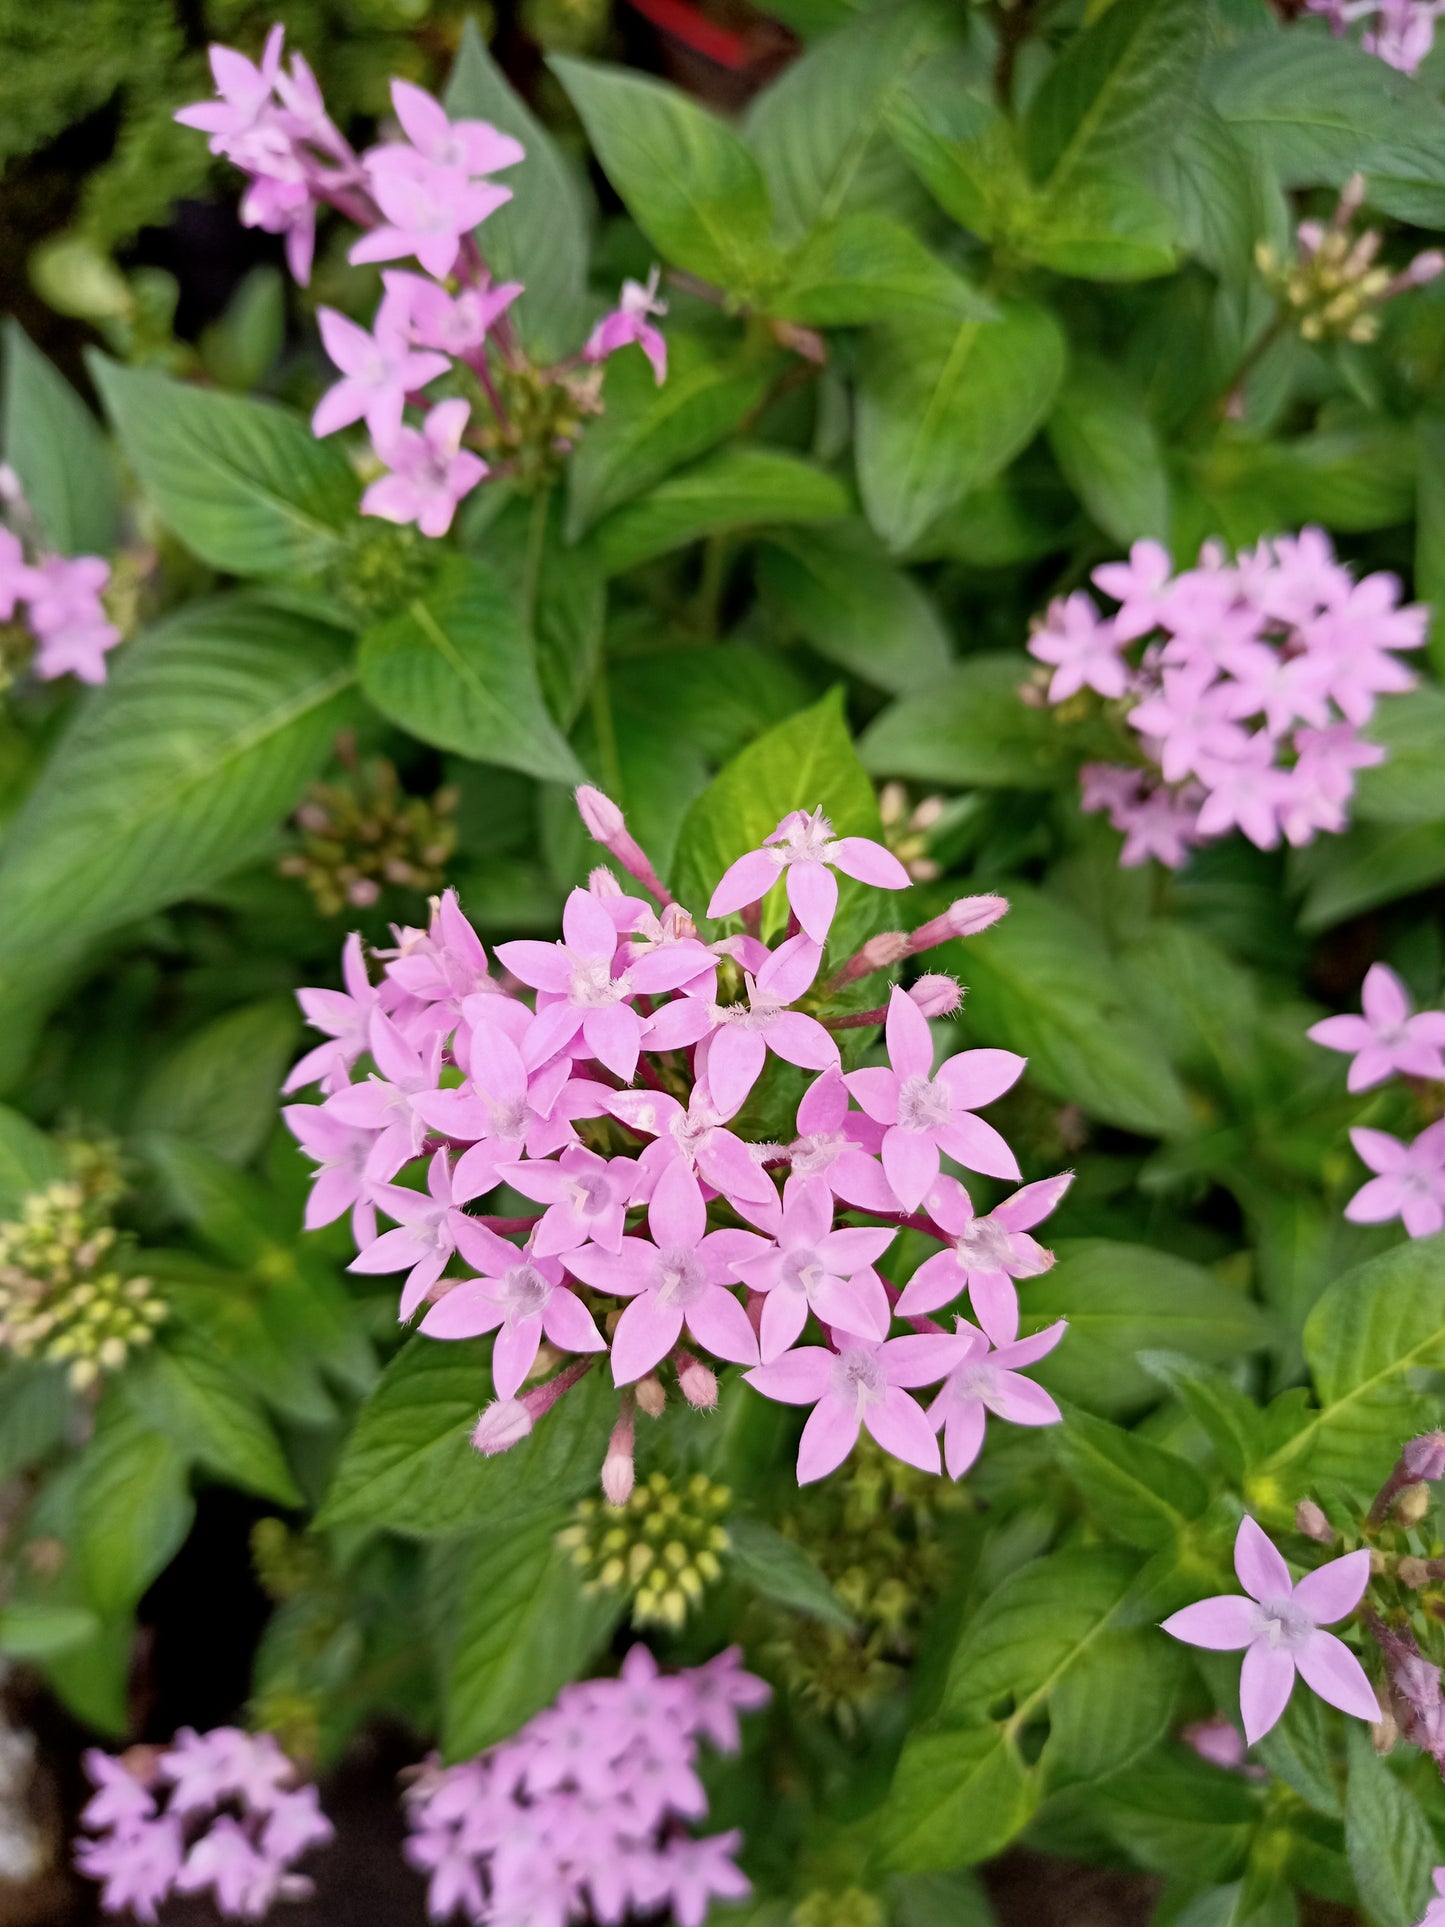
(282, 1103, 379, 1247)
(1156, 568, 1265, 668)
(729, 1176, 894, 1361)
(321, 1007, 443, 1177)
(585, 267, 669, 384)
(493, 1145, 635, 1258)
(636, 1832, 751, 1927)
(1112, 781, 1204, 869)
(844, 985, 1025, 1211)
(786, 1065, 896, 1213)
(928, 1316, 1066, 1478)
(1243, 527, 1351, 626)
(23, 553, 121, 684)
(1127, 662, 1247, 782)
(75, 1816, 184, 1923)
(1345, 1122, 1445, 1238)
(565, 1161, 760, 1384)
(745, 1328, 958, 1482)
(159, 1728, 293, 1815)
(81, 1751, 158, 1831)
(382, 888, 496, 1010)
(173, 26, 286, 159)
(240, 173, 317, 284)
(361, 397, 488, 539)
(284, 931, 396, 1094)
(382, 268, 522, 358)
(707, 807, 910, 943)
(1027, 591, 1130, 701)
(1308, 963, 1445, 1091)
(897, 1171, 1071, 1340)
(349, 1148, 491, 1319)
(1194, 735, 1291, 850)
(311, 287, 450, 445)
(1093, 539, 1173, 641)
(686, 934, 839, 1114)
(602, 1081, 778, 1213)
(354, 105, 517, 282)
(415, 1021, 605, 1196)
(421, 1225, 605, 1396)
(174, 1818, 285, 1918)
(1161, 1517, 1377, 1744)
(371, 77, 525, 181)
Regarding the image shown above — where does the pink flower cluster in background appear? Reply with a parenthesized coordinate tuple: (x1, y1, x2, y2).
(75, 1728, 332, 1921)
(177, 27, 668, 540)
(1309, 962, 1445, 1238)
(403, 1645, 766, 1926)
(0, 477, 120, 686)
(1028, 530, 1424, 868)
(1305, 0, 1445, 73)
(284, 785, 1071, 1491)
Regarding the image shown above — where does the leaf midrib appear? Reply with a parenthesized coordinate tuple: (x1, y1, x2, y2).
(1266, 1312, 1445, 1473)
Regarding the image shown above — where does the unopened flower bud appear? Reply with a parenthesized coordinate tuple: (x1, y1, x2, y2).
(1404, 1432, 1445, 1482)
(588, 865, 624, 898)
(1398, 1554, 1431, 1589)
(677, 1355, 718, 1410)
(904, 894, 1010, 958)
(908, 974, 961, 1019)
(1395, 1481, 1432, 1527)
(472, 1399, 533, 1455)
(602, 1399, 636, 1507)
(635, 1374, 667, 1419)
(1295, 1498, 1335, 1545)
(576, 784, 626, 842)
(861, 931, 910, 971)
(1407, 249, 1445, 287)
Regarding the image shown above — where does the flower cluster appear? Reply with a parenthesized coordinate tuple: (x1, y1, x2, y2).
(560, 1470, 731, 1629)
(0, 1180, 165, 1390)
(402, 1644, 766, 1927)
(283, 785, 1071, 1493)
(279, 752, 459, 916)
(1305, 0, 1445, 73)
(1255, 174, 1443, 344)
(75, 1728, 332, 1922)
(178, 27, 670, 539)
(1309, 963, 1445, 1238)
(0, 472, 120, 687)
(1028, 530, 1424, 868)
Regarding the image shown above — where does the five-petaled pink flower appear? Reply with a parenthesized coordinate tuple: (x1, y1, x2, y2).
(785, 1066, 897, 1213)
(744, 1328, 958, 1483)
(1027, 591, 1129, 701)
(585, 267, 669, 384)
(311, 285, 450, 444)
(1345, 1122, 1445, 1238)
(360, 397, 488, 538)
(1161, 1517, 1377, 1744)
(688, 935, 840, 1115)
(729, 1177, 894, 1361)
(349, 1148, 489, 1319)
(421, 1222, 605, 1396)
(494, 1145, 635, 1258)
(352, 80, 523, 280)
(897, 1171, 1071, 1341)
(1308, 962, 1445, 1091)
(928, 1317, 1066, 1478)
(707, 808, 909, 943)
(845, 986, 1025, 1211)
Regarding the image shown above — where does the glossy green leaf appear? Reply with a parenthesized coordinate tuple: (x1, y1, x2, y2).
(872, 1721, 1038, 1873)
(76, 1405, 194, 1615)
(124, 1341, 302, 1507)
(1052, 1406, 1210, 1550)
(1294, 819, 1445, 931)
(727, 1515, 854, 1629)
(772, 212, 993, 325)
(3, 320, 117, 553)
(757, 524, 952, 694)
(859, 652, 1072, 789)
(1355, 686, 1445, 825)
(1024, 171, 1181, 282)
(1098, 1755, 1259, 1881)
(589, 447, 849, 576)
(1419, 419, 1445, 678)
(1047, 358, 1171, 543)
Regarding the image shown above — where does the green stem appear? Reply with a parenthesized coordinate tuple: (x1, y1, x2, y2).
(590, 656, 624, 802)
(521, 482, 551, 635)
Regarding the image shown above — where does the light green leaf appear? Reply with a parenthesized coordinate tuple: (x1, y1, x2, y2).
(856, 302, 1066, 554)
(772, 212, 994, 325)
(1195, 422, 1416, 540)
(359, 554, 582, 784)
(1294, 819, 1445, 931)
(124, 1342, 302, 1507)
(727, 1514, 854, 1628)
(1047, 358, 1171, 544)
(883, 89, 1017, 240)
(1160, 102, 1268, 280)
(1025, 0, 1209, 191)
(873, 1722, 1037, 1873)
(1344, 1725, 1435, 1927)
(0, 1360, 70, 1481)
(565, 336, 772, 539)
(943, 885, 1195, 1136)
(1052, 1405, 1210, 1550)
(0, 1106, 64, 1217)
(589, 447, 849, 576)
(445, 20, 591, 359)
(1098, 1755, 1259, 1880)
(0, 598, 354, 972)
(757, 524, 952, 694)
(1046, 1623, 1184, 1788)
(1354, 686, 1445, 826)
(3, 320, 117, 553)
(0, 1601, 100, 1661)
(550, 58, 778, 294)
(887, 1871, 997, 1927)
(859, 652, 1071, 789)
(133, 998, 301, 1165)
(87, 355, 358, 579)
(1024, 171, 1181, 282)
(76, 1405, 194, 1615)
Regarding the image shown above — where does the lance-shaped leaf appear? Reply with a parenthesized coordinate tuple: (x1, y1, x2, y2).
(3, 321, 117, 553)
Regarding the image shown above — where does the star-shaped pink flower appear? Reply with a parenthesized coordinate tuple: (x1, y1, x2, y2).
(784, 1066, 896, 1213)
(360, 398, 488, 539)
(421, 1225, 605, 1396)
(744, 1328, 958, 1483)
(311, 286, 450, 446)
(1345, 1121, 1445, 1238)
(897, 1171, 1071, 1339)
(729, 1177, 893, 1361)
(707, 808, 909, 943)
(927, 1316, 1066, 1478)
(1308, 962, 1445, 1091)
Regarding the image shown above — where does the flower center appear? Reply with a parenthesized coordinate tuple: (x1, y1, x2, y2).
(780, 1248, 827, 1298)
(654, 1247, 707, 1306)
(897, 1073, 951, 1134)
(670, 1112, 713, 1160)
(778, 810, 835, 867)
(715, 994, 783, 1033)
(829, 1346, 885, 1414)
(955, 1218, 1014, 1270)
(500, 1264, 550, 1321)
(488, 1095, 531, 1142)
(789, 1131, 844, 1178)
(567, 1171, 610, 1216)
(1252, 1597, 1313, 1651)
(568, 955, 624, 1008)
(951, 1361, 997, 1403)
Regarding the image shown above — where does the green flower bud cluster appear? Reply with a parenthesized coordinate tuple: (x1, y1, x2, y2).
(280, 752, 458, 917)
(1256, 230, 1395, 344)
(558, 1471, 730, 1630)
(792, 1888, 886, 1927)
(328, 518, 436, 627)
(0, 1181, 165, 1390)
(472, 360, 605, 488)
(878, 782, 944, 884)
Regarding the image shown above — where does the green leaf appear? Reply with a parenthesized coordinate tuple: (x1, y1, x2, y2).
(1045, 1622, 1184, 1788)
(1354, 686, 1445, 825)
(3, 320, 117, 553)
(1052, 1406, 1210, 1550)
(0, 1360, 70, 1481)
(444, 20, 591, 359)
(1294, 819, 1445, 931)
(76, 1405, 194, 1614)
(475, 491, 604, 731)
(434, 1515, 619, 1761)
(318, 1341, 614, 1536)
(0, 598, 354, 972)
(0, 1601, 100, 1660)
(856, 302, 1066, 554)
(1098, 1755, 1259, 1881)
(1254, 1686, 1341, 1819)
(359, 554, 582, 784)
(42, 1616, 133, 1737)
(887, 1871, 997, 1927)
(1419, 420, 1445, 679)
(943, 885, 1194, 1136)
(1344, 1725, 1434, 1927)
(1195, 422, 1416, 540)
(757, 525, 952, 694)
(1139, 1353, 1266, 1484)
(1160, 102, 1268, 281)
(124, 1342, 302, 1507)
(87, 355, 358, 579)
(1023, 172, 1181, 282)
(565, 336, 772, 539)
(1264, 1236, 1445, 1492)
(1047, 358, 1171, 544)
(872, 1721, 1038, 1873)
(1025, 0, 1209, 190)
(672, 688, 882, 940)
(589, 447, 849, 577)
(0, 1105, 64, 1217)
(772, 212, 994, 325)
(549, 58, 778, 294)
(727, 1514, 854, 1628)
(1025, 1241, 1273, 1417)
(884, 90, 1022, 242)
(859, 652, 1071, 789)
(132, 998, 301, 1165)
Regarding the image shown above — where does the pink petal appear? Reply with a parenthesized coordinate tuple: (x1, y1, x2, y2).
(863, 1386, 941, 1474)
(936, 1048, 1027, 1110)
(828, 836, 911, 890)
(1293, 1630, 1381, 1726)
(986, 1372, 1061, 1427)
(766, 1012, 840, 1074)
(1402, 1193, 1445, 1238)
(1345, 1174, 1409, 1224)
(936, 1115, 1020, 1183)
(1235, 1516, 1292, 1602)
(646, 996, 716, 1052)
(1160, 1596, 1261, 1651)
(648, 1161, 706, 1250)
(582, 1003, 641, 1082)
(1291, 1549, 1371, 1625)
(452, 1216, 522, 1276)
(390, 78, 451, 156)
(941, 1399, 987, 1479)
(783, 1179, 833, 1248)
(610, 1293, 683, 1384)
(969, 1271, 1021, 1346)
(562, 886, 617, 961)
(785, 860, 837, 943)
(348, 1226, 427, 1275)
(817, 1224, 894, 1272)
(522, 1001, 585, 1071)
(885, 985, 934, 1080)
(797, 1396, 860, 1483)
(1348, 1126, 1409, 1175)
(1361, 962, 1411, 1029)
(760, 1287, 809, 1363)
(758, 932, 823, 1004)
(1239, 1640, 1296, 1745)
(881, 1332, 967, 1389)
(564, 1240, 652, 1297)
(708, 848, 782, 920)
(311, 381, 366, 438)
(1347, 1046, 1398, 1092)
(991, 1171, 1073, 1232)
(707, 1026, 768, 1116)
(541, 1287, 607, 1355)
(896, 1251, 968, 1318)
(883, 1127, 940, 1213)
(492, 1316, 543, 1399)
(812, 1270, 890, 1342)
(744, 1348, 834, 1405)
(495, 939, 572, 993)
(990, 1319, 1067, 1370)
(844, 1066, 901, 1125)
(797, 1067, 848, 1134)
(685, 1285, 760, 1366)
(1306, 1014, 1374, 1053)
(420, 1283, 505, 1339)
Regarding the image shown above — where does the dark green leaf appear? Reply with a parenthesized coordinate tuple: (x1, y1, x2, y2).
(1355, 685, 1445, 825)
(3, 320, 117, 553)
(1419, 420, 1445, 679)
(1047, 358, 1171, 544)
(132, 998, 301, 1165)
(1052, 1405, 1210, 1550)
(1023, 171, 1181, 282)
(772, 212, 994, 325)
(757, 524, 952, 694)
(727, 1514, 854, 1628)
(859, 652, 1071, 789)
(589, 448, 849, 576)
(124, 1342, 302, 1507)
(76, 1405, 194, 1614)
(1294, 819, 1445, 931)
(873, 1721, 1037, 1873)
(0, 1106, 64, 1217)
(1344, 1725, 1434, 1927)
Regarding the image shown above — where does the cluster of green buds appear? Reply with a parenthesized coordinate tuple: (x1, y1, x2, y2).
(0, 1182, 165, 1390)
(877, 783, 944, 884)
(280, 746, 458, 916)
(557, 1471, 730, 1630)
(470, 359, 605, 488)
(327, 517, 436, 627)
(1256, 174, 1444, 345)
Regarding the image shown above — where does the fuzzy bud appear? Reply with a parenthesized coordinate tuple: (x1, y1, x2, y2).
(1398, 1555, 1432, 1589)
(635, 1374, 667, 1419)
(908, 974, 962, 1020)
(602, 1399, 636, 1507)
(1403, 1431, 1445, 1482)
(1407, 249, 1445, 287)
(588, 865, 624, 898)
(1295, 1498, 1335, 1545)
(905, 894, 1010, 956)
(678, 1356, 718, 1410)
(576, 784, 626, 842)
(472, 1398, 533, 1456)
(861, 931, 910, 971)
(1395, 1481, 1432, 1528)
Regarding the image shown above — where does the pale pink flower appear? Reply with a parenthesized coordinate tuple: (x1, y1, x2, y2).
(495, 1145, 636, 1258)
(282, 1103, 379, 1248)
(707, 807, 910, 943)
(240, 174, 317, 284)
(1161, 1517, 1376, 1744)
(602, 1081, 778, 1213)
(1345, 1121, 1445, 1237)
(1028, 591, 1130, 701)
(23, 553, 120, 684)
(745, 1328, 958, 1482)
(637, 1832, 751, 1926)
(421, 1226, 605, 1396)
(360, 397, 488, 539)
(1308, 962, 1445, 1090)
(844, 986, 1024, 1211)
(692, 934, 840, 1114)
(354, 83, 521, 281)
(75, 1817, 184, 1922)
(585, 267, 669, 384)
(370, 78, 525, 180)
(311, 288, 450, 444)
(174, 1817, 285, 1917)
(730, 1176, 894, 1360)
(285, 931, 395, 1094)
(414, 1021, 605, 1195)
(1112, 782, 1204, 870)
(786, 1065, 897, 1213)
(928, 1316, 1066, 1478)
(897, 1171, 1071, 1339)
(1126, 662, 1246, 782)
(81, 1752, 157, 1831)
(382, 269, 522, 358)
(350, 1148, 490, 1319)
(321, 1007, 443, 1176)
(174, 26, 287, 161)
(1093, 539, 1173, 641)
(1194, 735, 1291, 850)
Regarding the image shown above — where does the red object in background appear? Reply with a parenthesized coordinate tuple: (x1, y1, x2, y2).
(623, 0, 754, 68)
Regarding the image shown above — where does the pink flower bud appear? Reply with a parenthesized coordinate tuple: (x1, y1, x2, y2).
(1295, 1498, 1335, 1545)
(1407, 249, 1445, 287)
(908, 974, 961, 1019)
(576, 784, 626, 841)
(678, 1356, 718, 1410)
(472, 1399, 533, 1455)
(1404, 1432, 1445, 1482)
(1180, 1715, 1247, 1772)
(907, 895, 1010, 955)
(635, 1374, 667, 1419)
(588, 865, 624, 897)
(601, 1400, 636, 1507)
(861, 931, 910, 970)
